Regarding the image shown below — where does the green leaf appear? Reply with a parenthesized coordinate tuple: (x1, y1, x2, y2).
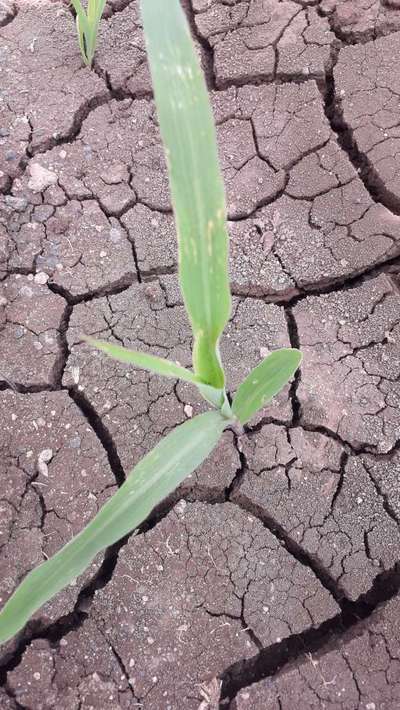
(196, 382, 232, 418)
(75, 15, 89, 66)
(232, 349, 303, 425)
(70, 0, 106, 67)
(196, 382, 225, 408)
(85, 0, 107, 65)
(84, 337, 199, 383)
(0, 411, 229, 645)
(140, 0, 231, 389)
(70, 0, 91, 65)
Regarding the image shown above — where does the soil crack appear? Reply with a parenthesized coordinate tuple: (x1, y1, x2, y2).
(219, 563, 400, 706)
(184, 0, 216, 90)
(230, 488, 348, 607)
(27, 92, 111, 158)
(322, 48, 400, 216)
(68, 388, 125, 487)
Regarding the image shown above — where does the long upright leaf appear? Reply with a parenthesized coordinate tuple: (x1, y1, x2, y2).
(70, 0, 106, 66)
(86, 0, 107, 65)
(141, 0, 231, 389)
(232, 349, 303, 425)
(84, 337, 200, 383)
(70, 0, 91, 64)
(0, 411, 229, 644)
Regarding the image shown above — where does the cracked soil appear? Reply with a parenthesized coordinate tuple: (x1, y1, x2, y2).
(2, 0, 400, 708)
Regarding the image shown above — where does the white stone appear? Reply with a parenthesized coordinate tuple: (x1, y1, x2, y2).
(28, 163, 57, 193)
(34, 272, 49, 285)
(184, 404, 193, 418)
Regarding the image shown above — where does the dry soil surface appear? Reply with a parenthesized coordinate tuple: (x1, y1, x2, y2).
(1, 0, 400, 708)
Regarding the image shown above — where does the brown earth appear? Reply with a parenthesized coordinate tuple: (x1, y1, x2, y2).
(1, 0, 400, 708)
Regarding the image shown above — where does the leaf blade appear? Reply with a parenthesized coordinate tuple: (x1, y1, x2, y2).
(84, 337, 199, 383)
(140, 0, 231, 388)
(70, 0, 91, 65)
(85, 0, 107, 65)
(0, 411, 229, 644)
(232, 349, 303, 425)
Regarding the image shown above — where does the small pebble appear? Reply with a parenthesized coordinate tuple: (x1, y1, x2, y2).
(39, 448, 53, 462)
(28, 163, 57, 193)
(69, 435, 81, 449)
(34, 272, 49, 285)
(5, 195, 28, 212)
(37, 448, 53, 477)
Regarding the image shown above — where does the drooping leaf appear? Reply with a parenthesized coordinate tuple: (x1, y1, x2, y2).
(0, 411, 230, 644)
(84, 337, 199, 383)
(140, 0, 231, 389)
(232, 349, 303, 425)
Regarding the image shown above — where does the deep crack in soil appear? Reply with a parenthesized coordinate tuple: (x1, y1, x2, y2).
(221, 563, 400, 706)
(2, 1, 400, 708)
